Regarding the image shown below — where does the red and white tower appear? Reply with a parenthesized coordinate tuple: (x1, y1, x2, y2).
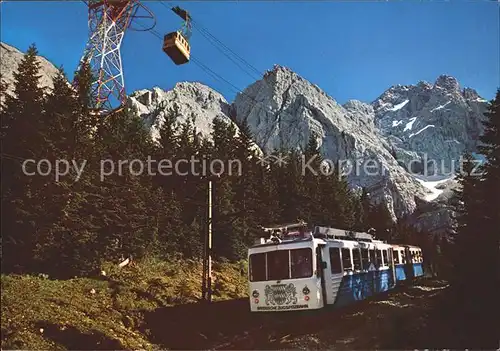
(79, 0, 155, 113)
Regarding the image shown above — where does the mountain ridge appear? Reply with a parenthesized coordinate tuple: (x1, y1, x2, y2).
(1, 41, 490, 234)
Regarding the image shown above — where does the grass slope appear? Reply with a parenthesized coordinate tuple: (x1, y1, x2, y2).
(1, 258, 248, 350)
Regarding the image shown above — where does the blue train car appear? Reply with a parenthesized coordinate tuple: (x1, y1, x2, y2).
(248, 224, 422, 312)
(392, 245, 408, 281)
(406, 245, 424, 278)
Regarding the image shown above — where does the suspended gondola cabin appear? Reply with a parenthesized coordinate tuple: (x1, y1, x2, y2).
(163, 6, 191, 65)
(163, 31, 190, 65)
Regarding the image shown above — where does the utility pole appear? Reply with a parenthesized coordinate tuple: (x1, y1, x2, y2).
(202, 176, 215, 302)
(207, 179, 213, 302)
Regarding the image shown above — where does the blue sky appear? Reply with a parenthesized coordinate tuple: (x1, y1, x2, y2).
(1, 1, 499, 105)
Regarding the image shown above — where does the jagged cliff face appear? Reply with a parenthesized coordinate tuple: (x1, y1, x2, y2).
(127, 83, 263, 155)
(232, 65, 428, 220)
(373, 75, 488, 176)
(128, 83, 234, 141)
(1, 41, 489, 233)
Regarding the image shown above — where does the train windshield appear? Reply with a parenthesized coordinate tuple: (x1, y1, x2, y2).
(249, 248, 313, 282)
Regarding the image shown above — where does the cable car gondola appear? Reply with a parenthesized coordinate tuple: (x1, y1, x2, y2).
(163, 31, 190, 65)
(163, 6, 191, 65)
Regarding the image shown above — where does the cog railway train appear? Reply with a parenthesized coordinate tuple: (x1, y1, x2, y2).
(248, 223, 424, 312)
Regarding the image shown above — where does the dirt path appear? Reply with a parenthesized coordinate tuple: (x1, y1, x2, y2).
(144, 278, 451, 350)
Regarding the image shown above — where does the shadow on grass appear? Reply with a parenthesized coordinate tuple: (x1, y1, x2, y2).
(34, 321, 124, 350)
(410, 286, 500, 349)
(142, 298, 256, 350)
(142, 288, 408, 350)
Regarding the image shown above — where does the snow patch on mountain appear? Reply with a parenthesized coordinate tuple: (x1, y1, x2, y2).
(413, 175, 453, 202)
(430, 101, 450, 112)
(404, 117, 418, 132)
(409, 125, 435, 138)
(390, 99, 409, 111)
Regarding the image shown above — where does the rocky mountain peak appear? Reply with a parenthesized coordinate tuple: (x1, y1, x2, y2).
(434, 74, 460, 92)
(128, 82, 235, 142)
(233, 66, 429, 220)
(343, 99, 374, 115)
(2, 41, 490, 234)
(373, 73, 488, 181)
(416, 80, 433, 90)
(462, 87, 481, 101)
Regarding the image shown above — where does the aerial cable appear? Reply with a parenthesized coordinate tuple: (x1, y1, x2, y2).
(159, 1, 262, 81)
(192, 24, 261, 81)
(192, 22, 262, 78)
(140, 27, 287, 127)
(138, 15, 301, 135)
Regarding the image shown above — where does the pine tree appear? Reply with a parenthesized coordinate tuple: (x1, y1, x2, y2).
(1, 44, 48, 273)
(232, 118, 262, 252)
(273, 149, 304, 223)
(28, 67, 82, 271)
(257, 164, 280, 225)
(209, 117, 239, 260)
(43, 68, 81, 157)
(366, 203, 393, 241)
(302, 133, 323, 224)
(0, 75, 8, 113)
(473, 90, 500, 345)
(477, 90, 500, 267)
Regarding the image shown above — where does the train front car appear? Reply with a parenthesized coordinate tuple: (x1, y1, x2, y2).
(248, 223, 325, 312)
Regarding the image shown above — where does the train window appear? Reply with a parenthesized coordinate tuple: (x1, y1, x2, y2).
(394, 250, 400, 264)
(369, 249, 376, 264)
(361, 249, 369, 269)
(267, 250, 290, 281)
(352, 248, 362, 270)
(376, 250, 383, 267)
(382, 250, 388, 266)
(290, 248, 313, 279)
(249, 253, 266, 282)
(341, 248, 352, 271)
(330, 248, 342, 274)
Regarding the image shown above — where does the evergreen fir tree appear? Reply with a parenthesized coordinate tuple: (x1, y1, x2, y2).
(1, 44, 48, 273)
(0, 76, 8, 113)
(232, 118, 262, 251)
(470, 90, 500, 345)
(477, 90, 500, 269)
(302, 133, 323, 224)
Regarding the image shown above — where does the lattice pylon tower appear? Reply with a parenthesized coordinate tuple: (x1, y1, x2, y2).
(79, 0, 139, 112)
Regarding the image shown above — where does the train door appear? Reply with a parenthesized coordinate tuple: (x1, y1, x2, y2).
(403, 247, 414, 281)
(327, 245, 345, 305)
(388, 248, 396, 288)
(315, 244, 327, 308)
